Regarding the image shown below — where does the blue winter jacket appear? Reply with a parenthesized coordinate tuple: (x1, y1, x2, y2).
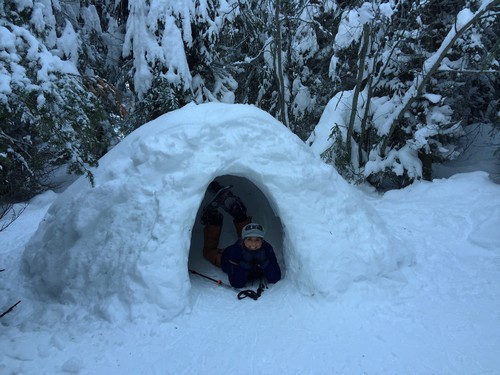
(221, 239, 281, 288)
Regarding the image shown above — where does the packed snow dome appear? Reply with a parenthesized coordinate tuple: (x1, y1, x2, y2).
(22, 103, 411, 321)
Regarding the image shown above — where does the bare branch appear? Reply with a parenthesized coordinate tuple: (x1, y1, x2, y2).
(0, 301, 22, 319)
(0, 203, 28, 232)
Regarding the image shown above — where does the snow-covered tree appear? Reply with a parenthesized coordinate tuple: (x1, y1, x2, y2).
(214, 0, 336, 138)
(0, 1, 123, 202)
(1, 0, 498, 199)
(120, 0, 240, 129)
(312, 0, 499, 188)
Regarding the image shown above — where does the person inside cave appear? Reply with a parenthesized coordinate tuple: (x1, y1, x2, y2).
(200, 181, 281, 288)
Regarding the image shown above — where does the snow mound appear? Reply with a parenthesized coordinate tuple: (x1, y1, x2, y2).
(22, 103, 411, 321)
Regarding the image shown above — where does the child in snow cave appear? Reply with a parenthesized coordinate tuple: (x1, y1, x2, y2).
(201, 181, 281, 288)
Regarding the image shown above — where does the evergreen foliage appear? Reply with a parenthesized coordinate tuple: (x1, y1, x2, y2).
(0, 1, 124, 202)
(320, 0, 499, 188)
(1, 0, 498, 201)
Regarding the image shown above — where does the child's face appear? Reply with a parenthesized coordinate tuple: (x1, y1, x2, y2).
(243, 237, 263, 250)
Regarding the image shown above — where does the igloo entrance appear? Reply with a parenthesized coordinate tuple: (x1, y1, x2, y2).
(188, 175, 285, 282)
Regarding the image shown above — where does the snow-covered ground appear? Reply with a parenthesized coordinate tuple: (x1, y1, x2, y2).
(1, 103, 499, 374)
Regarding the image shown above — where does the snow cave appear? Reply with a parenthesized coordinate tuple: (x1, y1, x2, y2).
(189, 174, 285, 279)
(22, 102, 409, 321)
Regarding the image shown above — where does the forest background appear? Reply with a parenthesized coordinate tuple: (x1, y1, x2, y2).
(1, 0, 499, 205)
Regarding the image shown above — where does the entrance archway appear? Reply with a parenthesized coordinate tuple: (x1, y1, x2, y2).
(188, 175, 285, 280)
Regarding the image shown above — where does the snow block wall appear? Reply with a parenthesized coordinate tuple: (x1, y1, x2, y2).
(22, 103, 411, 321)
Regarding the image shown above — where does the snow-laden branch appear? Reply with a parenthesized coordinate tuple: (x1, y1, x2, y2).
(122, 0, 236, 98)
(379, 0, 499, 155)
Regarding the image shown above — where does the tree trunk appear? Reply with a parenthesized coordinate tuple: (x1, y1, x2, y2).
(274, 0, 288, 128)
(359, 74, 373, 166)
(346, 24, 370, 164)
(419, 150, 433, 181)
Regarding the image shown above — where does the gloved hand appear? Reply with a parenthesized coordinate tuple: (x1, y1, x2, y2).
(254, 249, 269, 269)
(240, 249, 255, 270)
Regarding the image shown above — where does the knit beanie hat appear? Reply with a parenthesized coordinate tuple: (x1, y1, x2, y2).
(242, 223, 265, 239)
